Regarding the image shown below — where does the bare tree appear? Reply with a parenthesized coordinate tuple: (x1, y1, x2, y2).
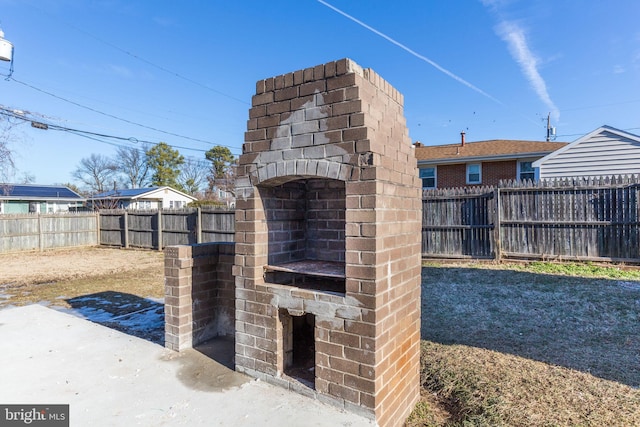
(178, 157, 208, 195)
(114, 145, 149, 188)
(0, 114, 17, 184)
(89, 196, 122, 210)
(72, 154, 117, 194)
(18, 172, 35, 184)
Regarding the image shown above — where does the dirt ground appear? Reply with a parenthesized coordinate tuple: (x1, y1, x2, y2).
(0, 246, 166, 342)
(1, 247, 163, 286)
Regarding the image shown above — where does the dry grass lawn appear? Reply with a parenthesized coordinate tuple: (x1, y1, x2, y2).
(413, 262, 640, 426)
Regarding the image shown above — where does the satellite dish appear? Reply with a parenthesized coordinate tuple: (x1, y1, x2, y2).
(0, 29, 13, 62)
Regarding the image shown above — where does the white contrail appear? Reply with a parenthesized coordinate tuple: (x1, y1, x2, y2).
(317, 0, 503, 105)
(496, 21, 559, 121)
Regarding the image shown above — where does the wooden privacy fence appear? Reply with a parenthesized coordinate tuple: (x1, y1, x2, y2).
(99, 207, 235, 250)
(0, 212, 99, 253)
(422, 176, 640, 263)
(4, 177, 639, 262)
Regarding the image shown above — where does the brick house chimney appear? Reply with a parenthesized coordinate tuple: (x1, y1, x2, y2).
(461, 131, 466, 146)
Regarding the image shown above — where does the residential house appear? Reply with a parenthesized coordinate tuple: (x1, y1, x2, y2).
(0, 184, 84, 214)
(533, 125, 640, 180)
(88, 186, 197, 210)
(414, 132, 567, 189)
(208, 178, 236, 208)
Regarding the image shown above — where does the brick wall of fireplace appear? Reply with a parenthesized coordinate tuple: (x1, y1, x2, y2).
(233, 58, 422, 426)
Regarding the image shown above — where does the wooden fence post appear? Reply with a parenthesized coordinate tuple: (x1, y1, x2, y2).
(123, 211, 129, 249)
(157, 209, 163, 251)
(197, 207, 202, 244)
(38, 213, 44, 252)
(493, 187, 502, 261)
(95, 211, 100, 246)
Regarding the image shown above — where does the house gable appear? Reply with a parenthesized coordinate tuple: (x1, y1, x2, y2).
(533, 126, 640, 179)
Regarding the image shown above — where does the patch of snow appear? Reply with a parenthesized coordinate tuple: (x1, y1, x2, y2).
(617, 281, 640, 291)
(116, 307, 164, 332)
(71, 296, 114, 305)
(68, 307, 116, 323)
(54, 296, 164, 338)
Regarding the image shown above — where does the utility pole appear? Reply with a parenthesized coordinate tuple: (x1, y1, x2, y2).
(546, 113, 551, 142)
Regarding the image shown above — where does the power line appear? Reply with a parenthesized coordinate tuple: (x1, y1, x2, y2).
(0, 105, 233, 159)
(8, 77, 241, 154)
(554, 127, 640, 139)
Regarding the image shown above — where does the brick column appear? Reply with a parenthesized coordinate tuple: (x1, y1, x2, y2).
(164, 245, 194, 351)
(164, 242, 236, 351)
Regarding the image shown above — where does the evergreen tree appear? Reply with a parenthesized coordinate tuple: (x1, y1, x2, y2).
(146, 142, 185, 190)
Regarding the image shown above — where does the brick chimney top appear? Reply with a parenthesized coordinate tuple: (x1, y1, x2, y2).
(460, 131, 466, 146)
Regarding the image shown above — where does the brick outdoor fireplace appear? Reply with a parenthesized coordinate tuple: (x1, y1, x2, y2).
(233, 59, 422, 426)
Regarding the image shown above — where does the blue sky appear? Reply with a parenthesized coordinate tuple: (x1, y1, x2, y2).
(1, 0, 639, 186)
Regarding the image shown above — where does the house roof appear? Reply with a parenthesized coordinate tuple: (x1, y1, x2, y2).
(91, 187, 162, 198)
(532, 125, 640, 167)
(90, 186, 197, 201)
(0, 184, 83, 200)
(414, 140, 568, 165)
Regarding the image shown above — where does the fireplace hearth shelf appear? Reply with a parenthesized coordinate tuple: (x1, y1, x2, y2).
(264, 260, 345, 279)
(264, 260, 346, 293)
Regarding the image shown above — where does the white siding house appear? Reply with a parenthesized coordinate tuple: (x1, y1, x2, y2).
(88, 186, 197, 210)
(0, 184, 85, 214)
(533, 126, 640, 180)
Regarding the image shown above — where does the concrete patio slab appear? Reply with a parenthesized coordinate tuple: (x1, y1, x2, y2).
(0, 305, 376, 426)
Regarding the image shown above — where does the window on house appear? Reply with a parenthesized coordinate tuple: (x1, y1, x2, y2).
(518, 161, 535, 181)
(466, 163, 481, 184)
(419, 167, 436, 188)
(169, 201, 174, 209)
